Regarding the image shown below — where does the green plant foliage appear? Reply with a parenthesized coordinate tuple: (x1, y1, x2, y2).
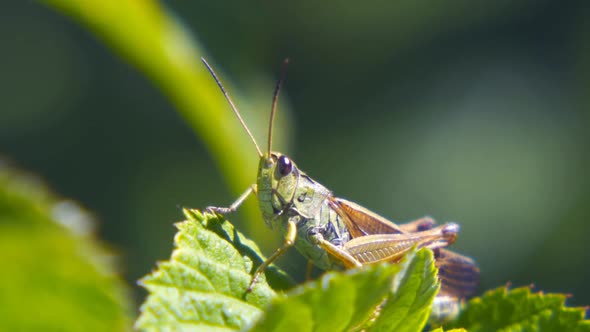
(430, 328, 467, 332)
(0, 165, 130, 331)
(137, 211, 443, 332)
(250, 264, 400, 332)
(447, 286, 590, 332)
(368, 249, 440, 332)
(136, 209, 293, 331)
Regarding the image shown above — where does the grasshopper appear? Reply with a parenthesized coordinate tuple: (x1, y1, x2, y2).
(201, 58, 479, 314)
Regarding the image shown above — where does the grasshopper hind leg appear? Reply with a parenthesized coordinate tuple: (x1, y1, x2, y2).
(399, 216, 437, 233)
(342, 223, 459, 265)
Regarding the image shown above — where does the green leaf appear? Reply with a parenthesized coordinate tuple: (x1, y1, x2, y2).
(250, 248, 440, 332)
(368, 248, 440, 332)
(250, 263, 401, 332)
(429, 328, 467, 332)
(136, 209, 293, 331)
(447, 285, 590, 332)
(182, 209, 293, 292)
(137, 212, 444, 332)
(0, 165, 130, 331)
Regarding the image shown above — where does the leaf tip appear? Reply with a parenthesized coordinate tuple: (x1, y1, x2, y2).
(182, 207, 201, 221)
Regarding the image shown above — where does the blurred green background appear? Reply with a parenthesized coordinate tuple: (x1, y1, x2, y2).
(1, 0, 589, 311)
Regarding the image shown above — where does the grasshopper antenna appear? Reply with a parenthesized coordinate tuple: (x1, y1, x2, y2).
(201, 57, 263, 157)
(268, 58, 290, 156)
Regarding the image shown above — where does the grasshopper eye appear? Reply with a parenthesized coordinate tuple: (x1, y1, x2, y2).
(278, 155, 293, 176)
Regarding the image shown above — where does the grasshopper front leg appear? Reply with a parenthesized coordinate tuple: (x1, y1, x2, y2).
(206, 185, 257, 215)
(247, 218, 297, 292)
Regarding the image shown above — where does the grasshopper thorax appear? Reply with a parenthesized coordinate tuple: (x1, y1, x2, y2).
(257, 152, 300, 228)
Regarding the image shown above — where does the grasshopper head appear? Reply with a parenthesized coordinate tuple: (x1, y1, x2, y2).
(257, 152, 299, 228)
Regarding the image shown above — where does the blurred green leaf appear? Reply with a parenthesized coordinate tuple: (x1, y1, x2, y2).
(0, 165, 130, 331)
(447, 286, 590, 332)
(136, 210, 292, 331)
(429, 328, 467, 332)
(38, 0, 290, 239)
(368, 248, 439, 332)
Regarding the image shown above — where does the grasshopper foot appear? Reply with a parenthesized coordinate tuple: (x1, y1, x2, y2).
(205, 206, 234, 215)
(246, 274, 262, 293)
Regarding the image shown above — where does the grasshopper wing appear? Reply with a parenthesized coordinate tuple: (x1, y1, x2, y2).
(435, 249, 480, 299)
(330, 197, 404, 237)
(331, 197, 480, 298)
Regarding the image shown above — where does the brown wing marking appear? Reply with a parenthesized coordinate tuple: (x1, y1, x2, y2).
(330, 197, 404, 237)
(329, 197, 480, 299)
(435, 249, 480, 299)
(398, 217, 437, 233)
